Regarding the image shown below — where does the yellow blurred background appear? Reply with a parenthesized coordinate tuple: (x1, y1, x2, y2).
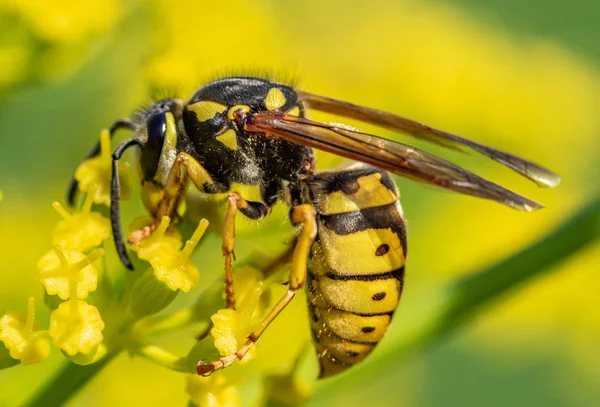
(0, 0, 599, 406)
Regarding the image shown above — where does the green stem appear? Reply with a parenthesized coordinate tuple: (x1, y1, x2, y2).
(135, 344, 188, 372)
(314, 196, 600, 397)
(24, 351, 120, 407)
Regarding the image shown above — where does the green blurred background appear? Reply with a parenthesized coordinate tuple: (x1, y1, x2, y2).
(1, 0, 599, 406)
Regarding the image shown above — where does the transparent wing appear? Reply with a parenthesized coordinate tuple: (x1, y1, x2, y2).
(298, 91, 560, 188)
(243, 111, 545, 211)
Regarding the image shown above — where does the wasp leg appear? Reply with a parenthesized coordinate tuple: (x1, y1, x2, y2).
(128, 152, 228, 245)
(222, 193, 273, 309)
(67, 119, 135, 206)
(196, 204, 317, 376)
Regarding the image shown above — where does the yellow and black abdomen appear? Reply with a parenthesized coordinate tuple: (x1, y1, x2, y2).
(305, 163, 407, 378)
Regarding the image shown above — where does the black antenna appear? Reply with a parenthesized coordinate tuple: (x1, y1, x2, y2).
(111, 138, 142, 270)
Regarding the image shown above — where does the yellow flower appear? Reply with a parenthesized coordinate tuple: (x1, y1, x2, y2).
(75, 129, 131, 206)
(49, 300, 105, 357)
(37, 248, 103, 300)
(132, 217, 209, 293)
(51, 198, 110, 252)
(0, 297, 50, 365)
(210, 267, 266, 364)
(186, 373, 240, 407)
(129, 216, 182, 262)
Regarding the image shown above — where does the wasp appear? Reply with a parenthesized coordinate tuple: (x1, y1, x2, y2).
(67, 76, 559, 378)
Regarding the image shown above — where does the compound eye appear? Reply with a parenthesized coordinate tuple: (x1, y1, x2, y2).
(141, 113, 167, 180)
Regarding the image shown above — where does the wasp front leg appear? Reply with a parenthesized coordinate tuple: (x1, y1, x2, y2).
(128, 152, 228, 245)
(196, 204, 317, 375)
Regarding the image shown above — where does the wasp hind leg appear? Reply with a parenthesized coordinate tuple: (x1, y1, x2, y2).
(196, 204, 317, 376)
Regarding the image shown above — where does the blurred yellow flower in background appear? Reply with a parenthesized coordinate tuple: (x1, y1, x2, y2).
(75, 129, 132, 206)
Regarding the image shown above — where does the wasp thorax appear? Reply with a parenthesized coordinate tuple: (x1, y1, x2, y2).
(180, 77, 311, 184)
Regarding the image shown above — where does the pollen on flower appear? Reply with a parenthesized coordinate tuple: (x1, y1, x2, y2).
(186, 373, 240, 407)
(0, 297, 51, 365)
(132, 217, 209, 293)
(37, 247, 103, 300)
(74, 129, 131, 206)
(49, 299, 105, 356)
(51, 197, 110, 252)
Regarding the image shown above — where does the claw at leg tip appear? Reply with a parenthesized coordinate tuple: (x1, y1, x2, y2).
(196, 361, 215, 376)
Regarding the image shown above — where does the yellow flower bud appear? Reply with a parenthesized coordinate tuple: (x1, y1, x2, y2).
(75, 129, 131, 206)
(49, 300, 105, 357)
(51, 198, 110, 252)
(129, 216, 182, 262)
(37, 248, 103, 300)
(186, 373, 240, 407)
(131, 217, 209, 293)
(0, 297, 50, 365)
(210, 309, 257, 365)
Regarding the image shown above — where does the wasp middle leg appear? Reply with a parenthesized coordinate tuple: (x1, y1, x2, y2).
(222, 183, 276, 309)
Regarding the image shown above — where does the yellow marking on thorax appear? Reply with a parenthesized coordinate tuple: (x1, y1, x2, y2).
(187, 100, 227, 122)
(318, 226, 405, 275)
(227, 104, 251, 120)
(265, 88, 286, 111)
(287, 106, 300, 116)
(319, 173, 397, 215)
(216, 129, 238, 150)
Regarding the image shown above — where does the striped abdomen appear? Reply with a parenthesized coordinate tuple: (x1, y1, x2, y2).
(305, 164, 407, 378)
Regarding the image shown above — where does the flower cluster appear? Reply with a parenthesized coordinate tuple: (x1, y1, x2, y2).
(0, 130, 311, 406)
(38, 195, 108, 362)
(0, 1, 122, 92)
